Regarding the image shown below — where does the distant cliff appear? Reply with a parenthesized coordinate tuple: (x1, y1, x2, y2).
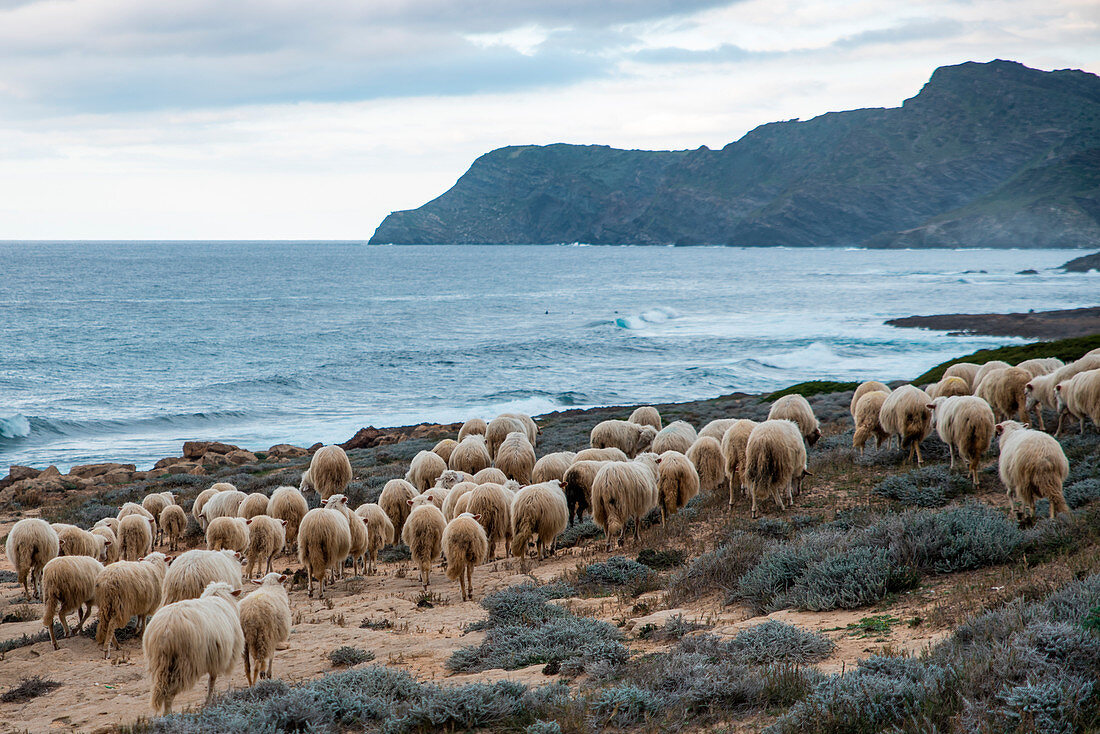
(371, 60, 1100, 247)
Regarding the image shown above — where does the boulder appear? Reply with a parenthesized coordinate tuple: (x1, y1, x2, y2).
(182, 441, 211, 459)
(187, 464, 207, 476)
(8, 465, 41, 481)
(200, 452, 230, 467)
(340, 426, 387, 451)
(155, 456, 184, 469)
(156, 461, 200, 475)
(224, 450, 258, 465)
(101, 469, 134, 485)
(38, 465, 61, 479)
(69, 462, 136, 479)
(267, 444, 310, 459)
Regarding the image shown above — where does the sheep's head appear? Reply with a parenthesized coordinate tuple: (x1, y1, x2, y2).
(808, 426, 821, 447)
(636, 425, 659, 453)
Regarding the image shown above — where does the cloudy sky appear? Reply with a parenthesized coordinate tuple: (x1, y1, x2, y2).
(0, 0, 1096, 239)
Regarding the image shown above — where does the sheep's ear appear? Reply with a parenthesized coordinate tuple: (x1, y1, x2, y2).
(278, 574, 289, 583)
(473, 514, 482, 521)
(320, 498, 328, 505)
(245, 518, 252, 525)
(104, 540, 112, 546)
(281, 519, 288, 526)
(341, 497, 348, 505)
(1023, 423, 1031, 429)
(234, 551, 243, 560)
(362, 517, 369, 524)
(927, 404, 935, 411)
(406, 499, 414, 506)
(251, 579, 263, 585)
(164, 555, 174, 564)
(231, 589, 243, 597)
(1056, 385, 1063, 392)
(995, 424, 1004, 435)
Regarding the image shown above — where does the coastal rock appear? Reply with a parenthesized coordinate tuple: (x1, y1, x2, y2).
(154, 456, 184, 469)
(224, 449, 258, 465)
(187, 465, 207, 476)
(69, 462, 136, 479)
(1061, 251, 1100, 272)
(200, 452, 230, 467)
(8, 465, 41, 481)
(39, 465, 61, 479)
(308, 443, 323, 453)
(154, 461, 200, 475)
(183, 441, 240, 459)
(340, 426, 387, 450)
(267, 444, 310, 459)
(101, 469, 133, 485)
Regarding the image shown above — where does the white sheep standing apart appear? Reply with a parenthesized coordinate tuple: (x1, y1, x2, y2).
(651, 421, 698, 454)
(144, 581, 244, 715)
(297, 507, 352, 599)
(307, 445, 354, 500)
(354, 503, 395, 575)
(656, 450, 700, 524)
(930, 395, 995, 487)
(1055, 368, 1100, 435)
(592, 459, 658, 551)
(494, 431, 537, 484)
(996, 420, 1069, 521)
(767, 394, 821, 446)
(628, 406, 662, 430)
(162, 549, 243, 605)
(41, 555, 104, 649)
(239, 572, 291, 686)
(268, 486, 309, 553)
(407, 450, 447, 492)
(95, 551, 169, 659)
(443, 513, 489, 601)
(879, 384, 933, 464)
(744, 420, 809, 519)
(402, 498, 447, 589)
(590, 419, 659, 457)
(510, 480, 569, 560)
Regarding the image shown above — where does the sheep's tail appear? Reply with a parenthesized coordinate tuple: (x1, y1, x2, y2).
(747, 445, 780, 494)
(244, 645, 252, 685)
(510, 515, 534, 559)
(149, 651, 185, 714)
(41, 594, 57, 630)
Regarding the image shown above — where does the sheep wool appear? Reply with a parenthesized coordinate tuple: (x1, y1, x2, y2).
(879, 384, 933, 464)
(485, 415, 528, 459)
(996, 421, 1069, 521)
(698, 419, 739, 442)
(943, 362, 981, 390)
(592, 460, 658, 551)
(574, 447, 630, 463)
(237, 492, 270, 519)
(561, 460, 607, 525)
(91, 526, 120, 565)
(322, 494, 369, 577)
(850, 380, 891, 419)
(206, 516, 250, 554)
(432, 438, 459, 463)
(465, 483, 513, 560)
(118, 514, 155, 562)
(852, 391, 890, 456)
(57, 525, 102, 560)
(973, 360, 1012, 391)
(470, 467, 507, 485)
(443, 513, 489, 601)
(628, 406, 662, 430)
(656, 451, 700, 523)
(744, 420, 809, 519)
(162, 549, 243, 605)
(686, 436, 726, 494)
(379, 478, 419, 540)
(95, 552, 169, 659)
(494, 431, 537, 484)
(449, 434, 493, 475)
(1056, 368, 1100, 435)
(240, 573, 291, 686)
(976, 366, 1031, 423)
(244, 515, 287, 579)
(1016, 357, 1063, 378)
(307, 445, 354, 500)
(531, 451, 577, 485)
(767, 394, 822, 446)
(498, 412, 539, 446)
(297, 508, 352, 599)
(192, 487, 220, 530)
(1026, 355, 1100, 430)
(41, 555, 104, 649)
(201, 490, 247, 523)
(590, 419, 659, 457)
(402, 503, 447, 589)
(651, 421, 698, 454)
(407, 450, 448, 492)
(458, 418, 488, 443)
(159, 504, 188, 552)
(268, 486, 309, 551)
(931, 396, 995, 487)
(441, 481, 478, 520)
(510, 481, 569, 560)
(720, 419, 758, 509)
(354, 502, 395, 575)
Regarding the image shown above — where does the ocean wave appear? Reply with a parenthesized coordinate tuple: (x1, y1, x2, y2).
(0, 413, 31, 440)
(0, 410, 258, 444)
(762, 342, 844, 370)
(615, 306, 682, 330)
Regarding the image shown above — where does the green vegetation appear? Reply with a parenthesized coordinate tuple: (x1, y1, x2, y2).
(763, 381, 859, 403)
(329, 646, 375, 667)
(914, 334, 1100, 384)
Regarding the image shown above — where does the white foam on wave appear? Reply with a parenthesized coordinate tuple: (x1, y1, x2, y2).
(615, 306, 682, 330)
(0, 413, 30, 439)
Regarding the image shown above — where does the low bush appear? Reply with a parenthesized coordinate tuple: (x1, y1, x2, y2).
(1, 676, 61, 703)
(554, 518, 604, 549)
(329, 646, 374, 667)
(873, 465, 973, 507)
(636, 548, 685, 569)
(725, 621, 836, 665)
(667, 531, 768, 603)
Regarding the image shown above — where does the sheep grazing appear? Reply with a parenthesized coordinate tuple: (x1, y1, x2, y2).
(159, 504, 187, 552)
(119, 514, 155, 562)
(458, 418, 488, 442)
(402, 501, 447, 589)
(1055, 368, 1100, 435)
(499, 412, 539, 446)
(698, 419, 739, 442)
(590, 419, 658, 457)
(192, 487, 220, 530)
(201, 490, 247, 523)
(930, 396, 995, 486)
(41, 555, 104, 649)
(973, 360, 1012, 392)
(322, 494, 369, 577)
(592, 460, 658, 551)
(1016, 357, 1063, 378)
(996, 420, 1070, 521)
(532, 451, 576, 485)
(849, 380, 891, 419)
(91, 526, 120, 564)
(407, 450, 448, 492)
(943, 362, 981, 390)
(244, 515, 286, 579)
(471, 467, 507, 485)
(144, 581, 244, 715)
(574, 447, 629, 462)
(485, 415, 528, 459)
(495, 431, 537, 484)
(720, 419, 758, 508)
(299, 469, 313, 494)
(510, 481, 569, 560)
(237, 492, 270, 519)
(443, 513, 489, 601)
(449, 435, 492, 475)
(768, 394, 821, 446)
(268, 486, 309, 552)
(656, 451, 700, 524)
(1025, 354, 1100, 430)
(162, 549, 243, 604)
(652, 421, 698, 454)
(628, 405, 662, 430)
(57, 525, 102, 560)
(465, 483, 513, 560)
(118, 501, 155, 523)
(142, 493, 171, 544)
(686, 436, 725, 494)
(879, 384, 933, 464)
(852, 391, 890, 456)
(240, 572, 291, 686)
(927, 376, 970, 400)
(432, 438, 459, 463)
(453, 492, 473, 516)
(354, 503, 394, 575)
(297, 508, 352, 599)
(307, 445, 354, 500)
(379, 479, 419, 540)
(441, 481, 478, 520)
(744, 420, 809, 519)
(95, 552, 169, 659)
(94, 517, 120, 536)
(562, 460, 606, 525)
(976, 366, 1031, 423)
(206, 516, 250, 554)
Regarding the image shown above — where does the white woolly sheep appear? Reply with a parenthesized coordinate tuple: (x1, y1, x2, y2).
(118, 501, 154, 523)
(307, 445, 353, 500)
(458, 418, 488, 442)
(996, 420, 1069, 520)
(927, 376, 970, 399)
(628, 406, 662, 430)
(485, 415, 528, 459)
(686, 436, 725, 494)
(379, 478, 419, 541)
(407, 449, 448, 491)
(41, 555, 104, 649)
(879, 384, 934, 464)
(592, 459, 658, 551)
(443, 513, 489, 601)
(453, 492, 473, 516)
(720, 419, 758, 508)
(402, 502, 447, 589)
(192, 487, 220, 530)
(142, 493, 171, 544)
(162, 549, 243, 605)
(744, 419, 809, 519)
(574, 447, 630, 462)
(144, 581, 244, 715)
(354, 503, 394, 575)
(499, 412, 539, 445)
(973, 360, 1012, 392)
(449, 435, 492, 475)
(590, 419, 659, 457)
(562, 460, 607, 525)
(495, 431, 537, 484)
(1026, 355, 1100, 430)
(976, 366, 1031, 423)
(268, 486, 309, 552)
(237, 492, 270, 519)
(651, 421, 698, 454)
(852, 391, 890, 456)
(441, 481, 478, 520)
(95, 552, 169, 659)
(768, 394, 821, 446)
(91, 526, 119, 565)
(930, 395, 995, 486)
(299, 469, 313, 494)
(698, 419, 739, 442)
(1055, 368, 1100, 435)
(244, 515, 286, 579)
(1016, 357, 1063, 378)
(206, 516, 250, 554)
(321, 494, 369, 577)
(532, 451, 576, 485)
(850, 380, 891, 419)
(119, 514, 155, 562)
(297, 508, 352, 599)
(470, 467, 507, 485)
(465, 483, 513, 560)
(656, 451, 700, 524)
(201, 490, 247, 522)
(510, 480, 569, 560)
(943, 362, 981, 390)
(240, 572, 291, 686)
(57, 525, 103, 560)
(432, 438, 459, 463)
(159, 504, 187, 552)
(94, 516, 120, 536)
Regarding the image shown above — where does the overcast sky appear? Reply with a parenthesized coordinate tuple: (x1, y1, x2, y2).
(0, 0, 1096, 239)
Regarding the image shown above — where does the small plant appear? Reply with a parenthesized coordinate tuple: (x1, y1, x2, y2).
(1, 676, 62, 703)
(329, 646, 375, 667)
(361, 617, 394, 630)
(636, 548, 685, 569)
(637, 614, 709, 642)
(873, 465, 972, 507)
(726, 621, 836, 664)
(555, 519, 604, 549)
(845, 615, 900, 638)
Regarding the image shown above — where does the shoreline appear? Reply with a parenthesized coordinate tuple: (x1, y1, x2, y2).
(887, 306, 1100, 339)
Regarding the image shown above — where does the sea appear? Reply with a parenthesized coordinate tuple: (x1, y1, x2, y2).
(1, 241, 1096, 472)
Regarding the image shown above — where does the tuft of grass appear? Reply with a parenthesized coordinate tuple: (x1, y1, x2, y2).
(873, 465, 974, 507)
(913, 334, 1100, 384)
(329, 646, 375, 667)
(637, 614, 710, 642)
(726, 621, 836, 665)
(762, 381, 858, 403)
(845, 615, 900, 638)
(555, 519, 604, 549)
(636, 548, 685, 570)
(2, 676, 62, 703)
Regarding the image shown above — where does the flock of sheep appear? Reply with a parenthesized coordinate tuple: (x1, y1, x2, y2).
(4, 351, 1100, 717)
